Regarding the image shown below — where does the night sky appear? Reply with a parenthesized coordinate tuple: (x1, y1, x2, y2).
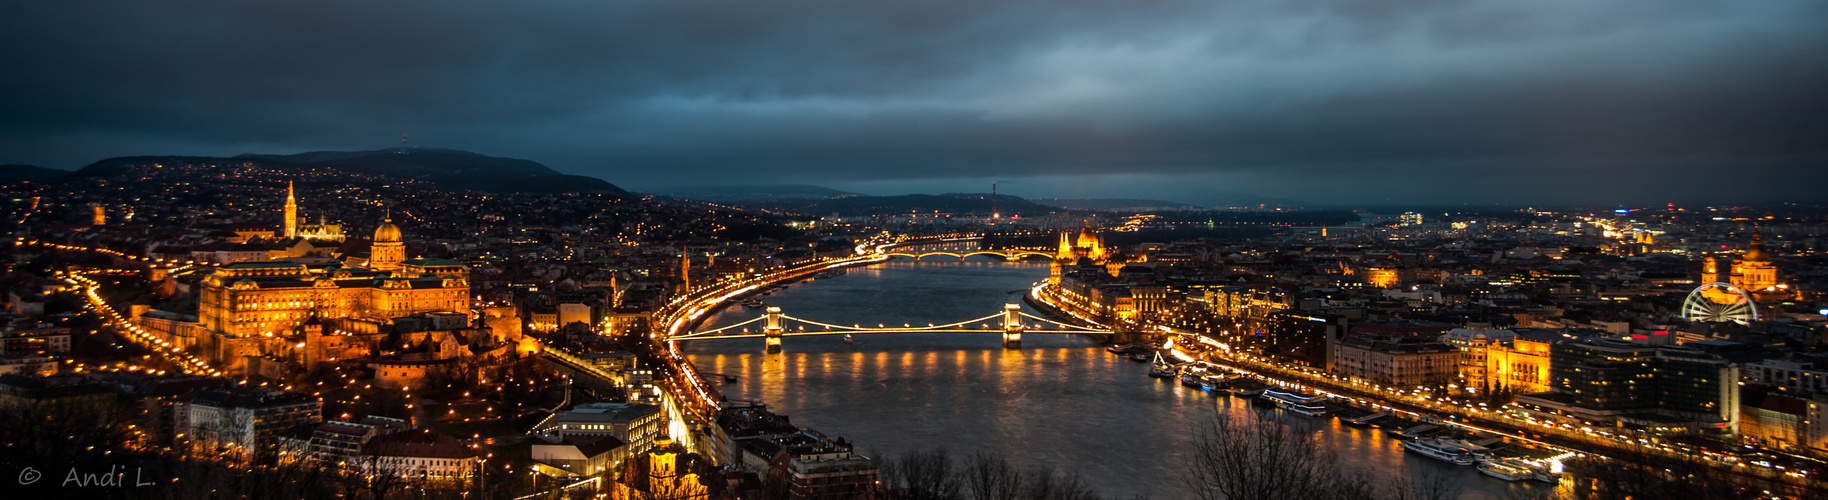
(3, 1, 1825, 206)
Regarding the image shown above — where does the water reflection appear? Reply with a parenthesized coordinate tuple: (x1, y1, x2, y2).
(683, 260, 1549, 499)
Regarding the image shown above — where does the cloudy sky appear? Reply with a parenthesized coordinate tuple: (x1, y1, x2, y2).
(3, 0, 1825, 206)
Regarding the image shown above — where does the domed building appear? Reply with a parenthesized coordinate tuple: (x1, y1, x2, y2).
(369, 215, 406, 272)
(1701, 231, 1783, 301)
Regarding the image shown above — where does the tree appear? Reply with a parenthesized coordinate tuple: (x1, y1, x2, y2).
(881, 447, 962, 500)
(1182, 414, 1460, 500)
(962, 451, 1024, 500)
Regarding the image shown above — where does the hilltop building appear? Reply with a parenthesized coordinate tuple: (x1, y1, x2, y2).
(149, 221, 474, 373)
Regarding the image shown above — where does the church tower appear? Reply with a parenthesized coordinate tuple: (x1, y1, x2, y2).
(283, 182, 298, 239)
(371, 211, 405, 272)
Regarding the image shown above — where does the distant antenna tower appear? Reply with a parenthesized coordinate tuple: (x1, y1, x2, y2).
(991, 180, 1010, 219)
(401, 133, 409, 144)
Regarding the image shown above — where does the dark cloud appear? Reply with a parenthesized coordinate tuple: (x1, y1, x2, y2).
(3, 0, 1825, 205)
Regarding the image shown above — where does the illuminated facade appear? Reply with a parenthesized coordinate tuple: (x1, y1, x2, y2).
(1701, 231, 1784, 301)
(368, 217, 407, 272)
(1365, 267, 1400, 289)
(1048, 222, 1118, 285)
(196, 223, 469, 359)
(277, 183, 346, 242)
(198, 262, 469, 339)
(1486, 332, 1555, 395)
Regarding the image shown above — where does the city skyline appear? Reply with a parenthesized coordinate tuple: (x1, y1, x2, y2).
(3, 1, 1827, 206)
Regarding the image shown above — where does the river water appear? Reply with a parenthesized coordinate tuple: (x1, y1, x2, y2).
(682, 259, 1553, 499)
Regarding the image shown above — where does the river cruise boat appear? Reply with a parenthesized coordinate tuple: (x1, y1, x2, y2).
(812, 268, 846, 279)
(1401, 436, 1489, 466)
(1476, 458, 1533, 482)
(1181, 373, 1203, 387)
(842, 334, 853, 344)
(1128, 352, 1152, 362)
(741, 297, 765, 308)
(1199, 374, 1231, 392)
(1263, 389, 1330, 417)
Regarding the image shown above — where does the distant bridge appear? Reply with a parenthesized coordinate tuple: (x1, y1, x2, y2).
(672, 304, 1109, 351)
(878, 250, 1055, 261)
(874, 237, 1054, 262)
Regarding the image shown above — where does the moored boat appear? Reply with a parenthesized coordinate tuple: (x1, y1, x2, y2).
(842, 334, 853, 344)
(1401, 436, 1488, 466)
(1181, 372, 1204, 387)
(1199, 374, 1230, 392)
(1476, 458, 1532, 482)
(1264, 389, 1330, 417)
(1147, 353, 1178, 378)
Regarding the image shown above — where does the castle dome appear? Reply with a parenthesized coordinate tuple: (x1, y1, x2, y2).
(374, 219, 403, 244)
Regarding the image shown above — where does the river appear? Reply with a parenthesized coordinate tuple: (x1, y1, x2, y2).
(681, 258, 1554, 499)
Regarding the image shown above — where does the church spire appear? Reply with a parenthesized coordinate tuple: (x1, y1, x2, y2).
(282, 181, 298, 239)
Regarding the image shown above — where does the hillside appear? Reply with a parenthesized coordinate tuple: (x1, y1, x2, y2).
(750, 193, 1064, 216)
(1033, 198, 1197, 211)
(71, 148, 626, 196)
(0, 164, 72, 182)
(645, 184, 858, 202)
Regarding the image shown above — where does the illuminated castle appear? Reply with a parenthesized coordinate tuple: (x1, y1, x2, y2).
(1702, 231, 1786, 301)
(192, 219, 470, 370)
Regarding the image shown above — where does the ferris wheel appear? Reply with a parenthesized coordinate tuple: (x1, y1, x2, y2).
(1682, 282, 1758, 325)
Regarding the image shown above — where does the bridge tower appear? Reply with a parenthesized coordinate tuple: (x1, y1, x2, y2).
(764, 306, 784, 353)
(1002, 303, 1022, 349)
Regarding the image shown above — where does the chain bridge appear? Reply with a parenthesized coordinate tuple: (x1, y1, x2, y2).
(671, 304, 1109, 351)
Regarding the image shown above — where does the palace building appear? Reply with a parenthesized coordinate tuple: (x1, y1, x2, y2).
(184, 220, 472, 372)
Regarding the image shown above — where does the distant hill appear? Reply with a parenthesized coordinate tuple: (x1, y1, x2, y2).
(72, 148, 627, 196)
(752, 193, 1066, 216)
(1034, 198, 1197, 211)
(0, 164, 71, 182)
(645, 184, 858, 202)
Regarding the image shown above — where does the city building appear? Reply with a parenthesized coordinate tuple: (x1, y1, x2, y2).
(531, 434, 629, 476)
(0, 373, 115, 407)
(1264, 311, 1347, 369)
(1439, 328, 1515, 392)
(171, 389, 322, 455)
(1331, 336, 1458, 387)
(1513, 337, 1739, 432)
(1483, 329, 1558, 395)
(1745, 358, 1828, 395)
(358, 429, 482, 482)
(533, 403, 665, 455)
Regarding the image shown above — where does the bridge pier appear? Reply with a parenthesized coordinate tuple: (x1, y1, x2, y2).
(1002, 303, 1022, 349)
(764, 306, 784, 353)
